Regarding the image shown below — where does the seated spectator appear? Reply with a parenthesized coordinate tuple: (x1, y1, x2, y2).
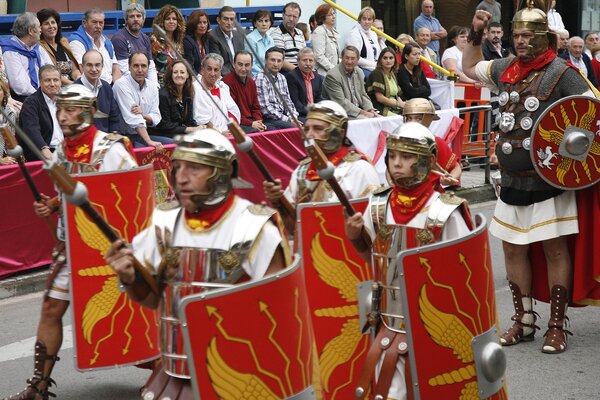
(208, 6, 245, 77)
(345, 7, 382, 78)
(150, 5, 185, 84)
(37, 9, 81, 86)
(74, 49, 121, 133)
(19, 64, 62, 161)
(373, 20, 389, 49)
(397, 43, 433, 103)
(559, 36, 598, 88)
(183, 10, 211, 75)
(192, 53, 240, 134)
(311, 4, 340, 76)
(1, 12, 52, 102)
(245, 9, 275, 77)
(113, 52, 170, 149)
(150, 60, 198, 138)
(0, 80, 19, 165)
(256, 47, 299, 129)
(441, 26, 478, 83)
(222, 50, 267, 133)
(111, 3, 158, 83)
(70, 8, 121, 85)
(286, 47, 323, 118)
(270, 2, 306, 73)
(322, 45, 378, 119)
(366, 47, 403, 116)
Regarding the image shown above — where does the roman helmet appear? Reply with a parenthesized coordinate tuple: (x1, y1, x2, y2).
(171, 128, 239, 208)
(402, 98, 440, 128)
(386, 122, 437, 188)
(305, 100, 349, 154)
(55, 84, 97, 133)
(512, 0, 556, 58)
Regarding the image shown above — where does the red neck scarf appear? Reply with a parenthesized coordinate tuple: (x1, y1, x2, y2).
(63, 125, 98, 164)
(304, 147, 369, 181)
(500, 48, 556, 84)
(389, 183, 435, 224)
(184, 193, 235, 231)
(210, 86, 238, 123)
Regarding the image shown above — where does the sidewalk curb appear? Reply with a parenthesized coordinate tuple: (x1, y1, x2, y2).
(0, 185, 497, 301)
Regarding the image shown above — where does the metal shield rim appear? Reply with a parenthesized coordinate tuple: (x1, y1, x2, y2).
(530, 94, 600, 190)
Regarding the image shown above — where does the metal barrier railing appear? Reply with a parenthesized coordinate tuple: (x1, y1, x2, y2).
(455, 104, 494, 184)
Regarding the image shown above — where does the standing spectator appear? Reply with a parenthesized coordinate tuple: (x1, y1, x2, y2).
(0, 80, 19, 165)
(18, 64, 62, 161)
(373, 19, 391, 49)
(245, 9, 274, 77)
(557, 29, 570, 57)
(413, 0, 447, 58)
(183, 10, 211, 75)
(560, 36, 598, 87)
(547, 0, 565, 32)
(415, 27, 440, 78)
(113, 52, 169, 148)
(37, 9, 80, 86)
(397, 44, 433, 104)
(366, 47, 403, 116)
(322, 45, 377, 119)
(74, 49, 121, 133)
(256, 47, 299, 128)
(476, 0, 501, 23)
(441, 26, 478, 83)
(192, 53, 240, 134)
(70, 8, 121, 85)
(1, 12, 52, 102)
(311, 4, 340, 76)
(222, 50, 267, 132)
(584, 32, 599, 58)
(482, 22, 509, 60)
(591, 44, 600, 89)
(345, 7, 382, 78)
(150, 60, 198, 138)
(150, 5, 185, 84)
(208, 6, 245, 77)
(286, 47, 323, 117)
(270, 2, 306, 73)
(309, 15, 317, 32)
(111, 3, 158, 83)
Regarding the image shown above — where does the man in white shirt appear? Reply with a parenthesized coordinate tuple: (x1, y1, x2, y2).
(113, 52, 170, 149)
(69, 8, 122, 84)
(1, 12, 52, 101)
(193, 53, 241, 135)
(560, 36, 598, 87)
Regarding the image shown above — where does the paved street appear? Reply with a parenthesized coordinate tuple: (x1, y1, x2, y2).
(1, 201, 599, 399)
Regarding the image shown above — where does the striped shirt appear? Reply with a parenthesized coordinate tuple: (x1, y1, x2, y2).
(256, 70, 298, 121)
(270, 25, 306, 67)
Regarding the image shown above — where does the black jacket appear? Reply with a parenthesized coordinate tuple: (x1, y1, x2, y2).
(149, 86, 197, 137)
(73, 78, 122, 133)
(285, 67, 323, 117)
(559, 51, 598, 88)
(482, 40, 509, 61)
(19, 89, 53, 161)
(183, 34, 210, 75)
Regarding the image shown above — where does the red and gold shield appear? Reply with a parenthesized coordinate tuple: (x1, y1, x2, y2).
(136, 145, 175, 203)
(397, 215, 508, 399)
(179, 258, 319, 399)
(297, 199, 372, 400)
(64, 165, 160, 371)
(531, 95, 600, 190)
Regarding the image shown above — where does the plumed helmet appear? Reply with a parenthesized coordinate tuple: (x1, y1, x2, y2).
(56, 84, 97, 133)
(306, 100, 348, 153)
(402, 98, 440, 128)
(386, 122, 437, 188)
(512, 0, 555, 57)
(172, 128, 238, 208)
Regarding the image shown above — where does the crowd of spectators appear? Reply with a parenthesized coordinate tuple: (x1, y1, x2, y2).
(0, 0, 598, 164)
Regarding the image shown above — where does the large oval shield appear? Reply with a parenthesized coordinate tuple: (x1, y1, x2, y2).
(530, 95, 600, 190)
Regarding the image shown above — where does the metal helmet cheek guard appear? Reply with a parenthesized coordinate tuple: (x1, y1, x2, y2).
(306, 100, 348, 154)
(56, 84, 97, 133)
(386, 122, 437, 188)
(512, 0, 555, 58)
(171, 128, 238, 208)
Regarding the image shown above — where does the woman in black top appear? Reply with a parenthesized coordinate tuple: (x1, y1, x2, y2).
(183, 10, 211, 75)
(37, 9, 81, 85)
(150, 60, 199, 137)
(397, 43, 432, 102)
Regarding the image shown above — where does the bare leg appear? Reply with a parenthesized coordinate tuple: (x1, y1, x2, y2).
(542, 236, 572, 290)
(35, 297, 69, 389)
(503, 241, 532, 292)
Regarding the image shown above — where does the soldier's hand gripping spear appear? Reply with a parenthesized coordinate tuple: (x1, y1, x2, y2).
(0, 109, 159, 295)
(152, 25, 297, 221)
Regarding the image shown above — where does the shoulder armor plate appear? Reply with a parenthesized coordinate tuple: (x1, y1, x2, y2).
(343, 151, 363, 162)
(158, 200, 181, 211)
(439, 192, 467, 206)
(373, 186, 393, 196)
(248, 203, 277, 216)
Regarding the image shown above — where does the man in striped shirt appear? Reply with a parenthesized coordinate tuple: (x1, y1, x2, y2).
(270, 2, 306, 74)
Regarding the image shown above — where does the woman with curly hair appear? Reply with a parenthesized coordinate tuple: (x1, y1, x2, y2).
(150, 4, 185, 83)
(37, 8, 81, 85)
(183, 9, 211, 75)
(366, 47, 404, 116)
